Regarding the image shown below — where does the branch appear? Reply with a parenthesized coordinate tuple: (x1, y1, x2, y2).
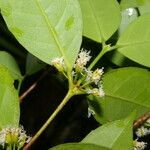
(133, 112, 150, 128)
(19, 72, 47, 103)
(23, 89, 74, 150)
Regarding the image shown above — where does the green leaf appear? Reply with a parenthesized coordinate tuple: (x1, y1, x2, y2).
(50, 143, 109, 150)
(117, 13, 150, 67)
(120, 0, 150, 10)
(0, 51, 22, 80)
(82, 113, 135, 150)
(118, 8, 138, 35)
(88, 67, 150, 123)
(0, 0, 82, 69)
(78, 0, 121, 43)
(107, 8, 138, 67)
(0, 64, 20, 128)
(139, 1, 150, 14)
(26, 53, 46, 76)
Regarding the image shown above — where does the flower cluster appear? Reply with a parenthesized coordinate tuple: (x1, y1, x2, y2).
(147, 119, 150, 124)
(136, 126, 150, 138)
(0, 126, 30, 149)
(75, 49, 91, 70)
(51, 49, 105, 97)
(73, 49, 104, 97)
(51, 57, 65, 72)
(134, 119, 150, 150)
(133, 139, 147, 150)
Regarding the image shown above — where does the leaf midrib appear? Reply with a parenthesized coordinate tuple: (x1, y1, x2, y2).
(106, 94, 149, 108)
(35, 0, 69, 67)
(88, 0, 103, 42)
(83, 118, 132, 149)
(110, 118, 132, 148)
(117, 40, 150, 48)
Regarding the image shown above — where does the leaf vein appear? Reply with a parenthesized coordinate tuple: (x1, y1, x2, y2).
(34, 0, 69, 67)
(106, 94, 149, 108)
(88, 0, 103, 42)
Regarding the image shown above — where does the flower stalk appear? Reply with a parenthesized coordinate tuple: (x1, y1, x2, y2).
(23, 88, 74, 150)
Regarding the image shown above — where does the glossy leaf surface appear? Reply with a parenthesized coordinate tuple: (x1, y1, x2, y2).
(0, 0, 82, 68)
(120, 0, 150, 10)
(0, 51, 22, 80)
(0, 65, 20, 128)
(117, 13, 150, 67)
(78, 0, 121, 43)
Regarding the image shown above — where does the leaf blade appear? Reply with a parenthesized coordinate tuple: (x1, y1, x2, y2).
(0, 0, 82, 68)
(0, 65, 20, 128)
(50, 143, 110, 150)
(0, 51, 22, 80)
(120, 0, 150, 10)
(26, 53, 46, 76)
(78, 0, 121, 42)
(82, 113, 135, 150)
(117, 13, 150, 67)
(88, 67, 150, 123)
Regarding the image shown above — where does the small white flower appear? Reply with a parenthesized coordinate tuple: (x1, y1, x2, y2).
(51, 57, 64, 66)
(86, 87, 105, 97)
(0, 126, 30, 149)
(134, 139, 147, 150)
(86, 88, 93, 94)
(51, 57, 65, 72)
(98, 86, 105, 97)
(90, 68, 104, 85)
(136, 126, 150, 137)
(0, 129, 6, 148)
(72, 70, 75, 77)
(85, 69, 93, 82)
(75, 49, 91, 69)
(146, 118, 150, 124)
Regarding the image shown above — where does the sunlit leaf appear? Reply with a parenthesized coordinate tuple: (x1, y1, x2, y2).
(0, 51, 22, 80)
(118, 8, 138, 35)
(117, 13, 150, 67)
(0, 65, 20, 128)
(0, 0, 82, 69)
(120, 0, 150, 10)
(139, 1, 150, 14)
(78, 0, 121, 43)
(107, 8, 138, 67)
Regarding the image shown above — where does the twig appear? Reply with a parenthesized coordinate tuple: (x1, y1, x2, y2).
(133, 112, 150, 128)
(19, 72, 47, 103)
(23, 89, 74, 150)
